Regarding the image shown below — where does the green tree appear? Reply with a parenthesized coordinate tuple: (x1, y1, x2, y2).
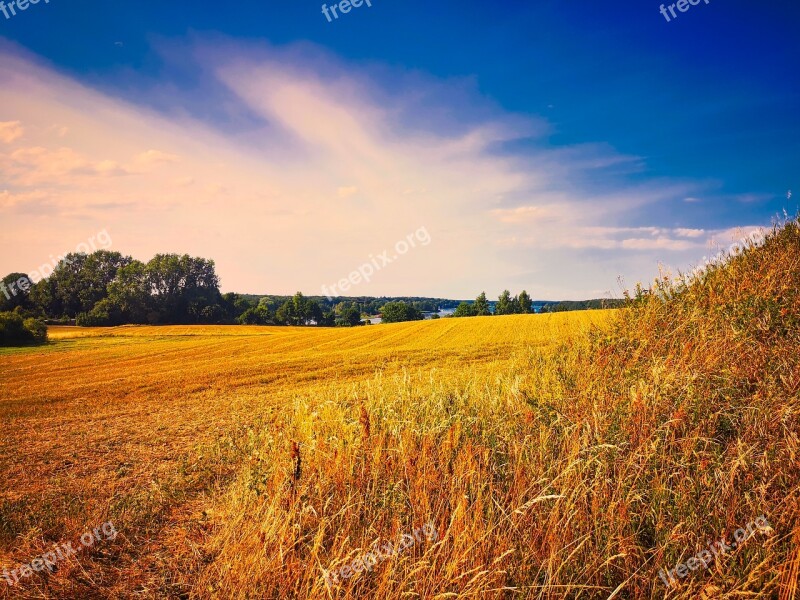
(106, 260, 151, 324)
(76, 298, 119, 326)
(49, 251, 132, 318)
(337, 306, 362, 327)
(0, 273, 33, 312)
(495, 290, 515, 315)
(306, 300, 324, 325)
(319, 310, 336, 327)
(276, 292, 322, 325)
(381, 301, 423, 323)
(145, 254, 221, 324)
(474, 292, 492, 316)
(276, 299, 298, 325)
(453, 301, 477, 317)
(518, 290, 532, 314)
(238, 304, 274, 325)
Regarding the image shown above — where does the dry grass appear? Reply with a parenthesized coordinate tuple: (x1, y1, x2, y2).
(1, 224, 799, 599)
(1, 313, 602, 598)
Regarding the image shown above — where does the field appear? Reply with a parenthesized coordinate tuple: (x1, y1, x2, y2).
(1, 312, 610, 599)
(3, 224, 800, 600)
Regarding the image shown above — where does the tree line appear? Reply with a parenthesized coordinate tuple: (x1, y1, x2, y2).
(1, 249, 619, 340)
(452, 290, 534, 317)
(0, 250, 451, 330)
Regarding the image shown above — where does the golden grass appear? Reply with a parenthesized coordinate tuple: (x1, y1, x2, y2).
(2, 224, 799, 599)
(1, 312, 606, 598)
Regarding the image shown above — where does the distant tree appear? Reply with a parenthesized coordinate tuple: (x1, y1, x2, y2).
(221, 292, 255, 323)
(238, 304, 274, 325)
(380, 301, 423, 323)
(518, 290, 532, 314)
(78, 251, 132, 314)
(51, 251, 133, 317)
(106, 260, 151, 324)
(0, 273, 33, 312)
(27, 277, 54, 317)
(495, 290, 515, 315)
(276, 299, 298, 325)
(145, 254, 221, 324)
(453, 301, 477, 317)
(319, 310, 336, 327)
(473, 292, 491, 316)
(275, 292, 322, 325)
(337, 306, 362, 327)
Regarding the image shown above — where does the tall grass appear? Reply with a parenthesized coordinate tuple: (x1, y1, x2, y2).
(186, 223, 799, 598)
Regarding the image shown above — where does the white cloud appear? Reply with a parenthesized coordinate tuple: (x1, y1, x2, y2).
(337, 186, 358, 199)
(0, 41, 770, 299)
(0, 121, 24, 143)
(135, 149, 181, 167)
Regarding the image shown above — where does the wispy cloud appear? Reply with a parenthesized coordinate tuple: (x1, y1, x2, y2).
(0, 120, 24, 144)
(0, 38, 772, 298)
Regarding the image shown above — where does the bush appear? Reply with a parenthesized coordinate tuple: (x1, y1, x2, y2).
(23, 317, 47, 342)
(0, 312, 47, 345)
(76, 298, 120, 326)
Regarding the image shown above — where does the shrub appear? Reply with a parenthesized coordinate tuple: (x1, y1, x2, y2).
(76, 298, 120, 326)
(0, 311, 47, 345)
(23, 317, 47, 342)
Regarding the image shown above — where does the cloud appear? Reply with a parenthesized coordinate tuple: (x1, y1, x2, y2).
(0, 39, 773, 298)
(337, 186, 358, 199)
(0, 121, 24, 143)
(135, 149, 180, 167)
(674, 228, 706, 238)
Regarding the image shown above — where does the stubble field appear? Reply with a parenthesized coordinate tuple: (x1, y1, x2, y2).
(1, 312, 610, 599)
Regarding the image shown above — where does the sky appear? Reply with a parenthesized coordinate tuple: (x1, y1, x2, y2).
(0, 0, 798, 300)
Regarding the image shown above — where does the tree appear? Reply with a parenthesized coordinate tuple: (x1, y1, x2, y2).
(238, 304, 274, 325)
(306, 300, 324, 325)
(106, 260, 151, 324)
(518, 290, 532, 314)
(145, 254, 221, 324)
(0, 273, 33, 312)
(337, 306, 362, 327)
(76, 298, 119, 326)
(453, 301, 477, 317)
(274, 292, 321, 326)
(29, 277, 60, 318)
(474, 292, 491, 316)
(221, 292, 254, 323)
(381, 301, 423, 323)
(276, 299, 299, 325)
(48, 251, 132, 317)
(495, 290, 515, 315)
(78, 251, 132, 314)
(319, 310, 336, 327)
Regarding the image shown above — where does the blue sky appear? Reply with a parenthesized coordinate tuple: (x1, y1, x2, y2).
(0, 0, 798, 298)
